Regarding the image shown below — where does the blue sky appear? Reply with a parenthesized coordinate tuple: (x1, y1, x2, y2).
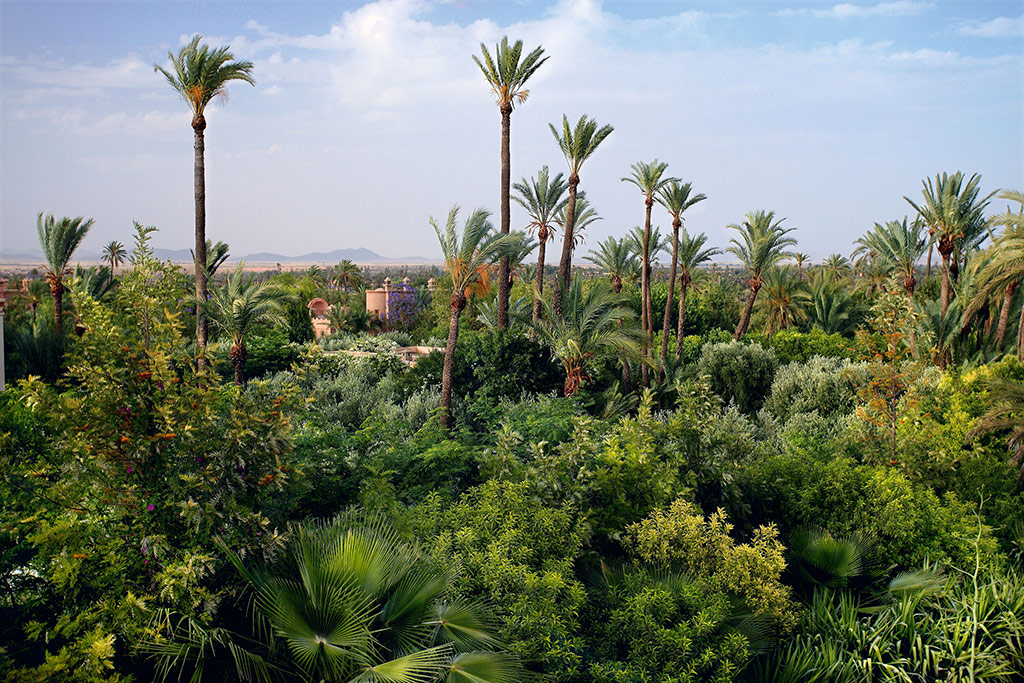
(1, 0, 1022, 261)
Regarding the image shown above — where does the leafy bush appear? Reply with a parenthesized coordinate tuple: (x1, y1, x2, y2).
(413, 329, 563, 410)
(698, 341, 778, 413)
(748, 328, 856, 363)
(626, 499, 797, 631)
(763, 356, 866, 421)
(1, 228, 296, 679)
(743, 451, 1001, 570)
(418, 481, 589, 680)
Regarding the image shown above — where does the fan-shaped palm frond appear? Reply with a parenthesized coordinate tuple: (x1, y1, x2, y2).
(210, 513, 516, 683)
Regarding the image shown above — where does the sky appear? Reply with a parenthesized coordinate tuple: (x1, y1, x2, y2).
(1, 0, 1022, 262)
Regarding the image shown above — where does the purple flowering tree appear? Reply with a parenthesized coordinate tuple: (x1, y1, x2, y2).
(386, 283, 423, 331)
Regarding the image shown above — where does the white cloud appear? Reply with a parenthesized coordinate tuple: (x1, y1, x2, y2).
(958, 15, 1024, 38)
(777, 2, 934, 19)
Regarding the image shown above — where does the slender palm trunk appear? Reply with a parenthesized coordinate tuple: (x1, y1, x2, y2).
(193, 116, 209, 361)
(659, 221, 680, 381)
(53, 285, 64, 340)
(553, 176, 579, 317)
(229, 342, 247, 386)
(926, 238, 933, 278)
(940, 255, 951, 316)
(497, 105, 512, 330)
(676, 278, 689, 356)
(533, 230, 547, 326)
(640, 198, 653, 387)
(735, 285, 759, 339)
(441, 293, 467, 429)
(997, 282, 1018, 351)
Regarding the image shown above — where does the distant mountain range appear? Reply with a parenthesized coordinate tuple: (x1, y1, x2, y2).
(1, 247, 433, 265)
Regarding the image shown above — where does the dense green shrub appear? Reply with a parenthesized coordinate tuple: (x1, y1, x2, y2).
(698, 341, 778, 413)
(282, 296, 314, 344)
(763, 356, 865, 421)
(743, 452, 1001, 570)
(413, 329, 563, 409)
(418, 481, 589, 680)
(747, 328, 856, 363)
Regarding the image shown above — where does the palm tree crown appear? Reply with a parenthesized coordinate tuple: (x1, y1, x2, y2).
(226, 512, 517, 683)
(102, 240, 126, 275)
(855, 217, 927, 296)
(332, 259, 364, 292)
(37, 212, 94, 340)
(905, 171, 995, 314)
(586, 236, 639, 293)
(550, 115, 615, 182)
(513, 165, 568, 243)
(757, 266, 811, 336)
(155, 34, 255, 128)
(472, 36, 548, 113)
(203, 263, 290, 385)
(728, 210, 797, 338)
(534, 278, 644, 396)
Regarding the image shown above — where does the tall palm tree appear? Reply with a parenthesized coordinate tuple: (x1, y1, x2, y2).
(656, 180, 707, 376)
(431, 206, 515, 428)
(203, 263, 290, 385)
(473, 36, 548, 331)
(512, 165, 567, 324)
(757, 266, 810, 336)
(675, 229, 720, 352)
(332, 259, 364, 292)
(102, 240, 126, 285)
(533, 278, 644, 396)
(727, 210, 797, 339)
(622, 161, 676, 378)
(550, 114, 614, 316)
(905, 172, 995, 315)
(37, 212, 93, 340)
(155, 35, 255, 354)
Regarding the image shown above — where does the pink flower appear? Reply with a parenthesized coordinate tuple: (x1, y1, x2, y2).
(146, 504, 155, 512)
